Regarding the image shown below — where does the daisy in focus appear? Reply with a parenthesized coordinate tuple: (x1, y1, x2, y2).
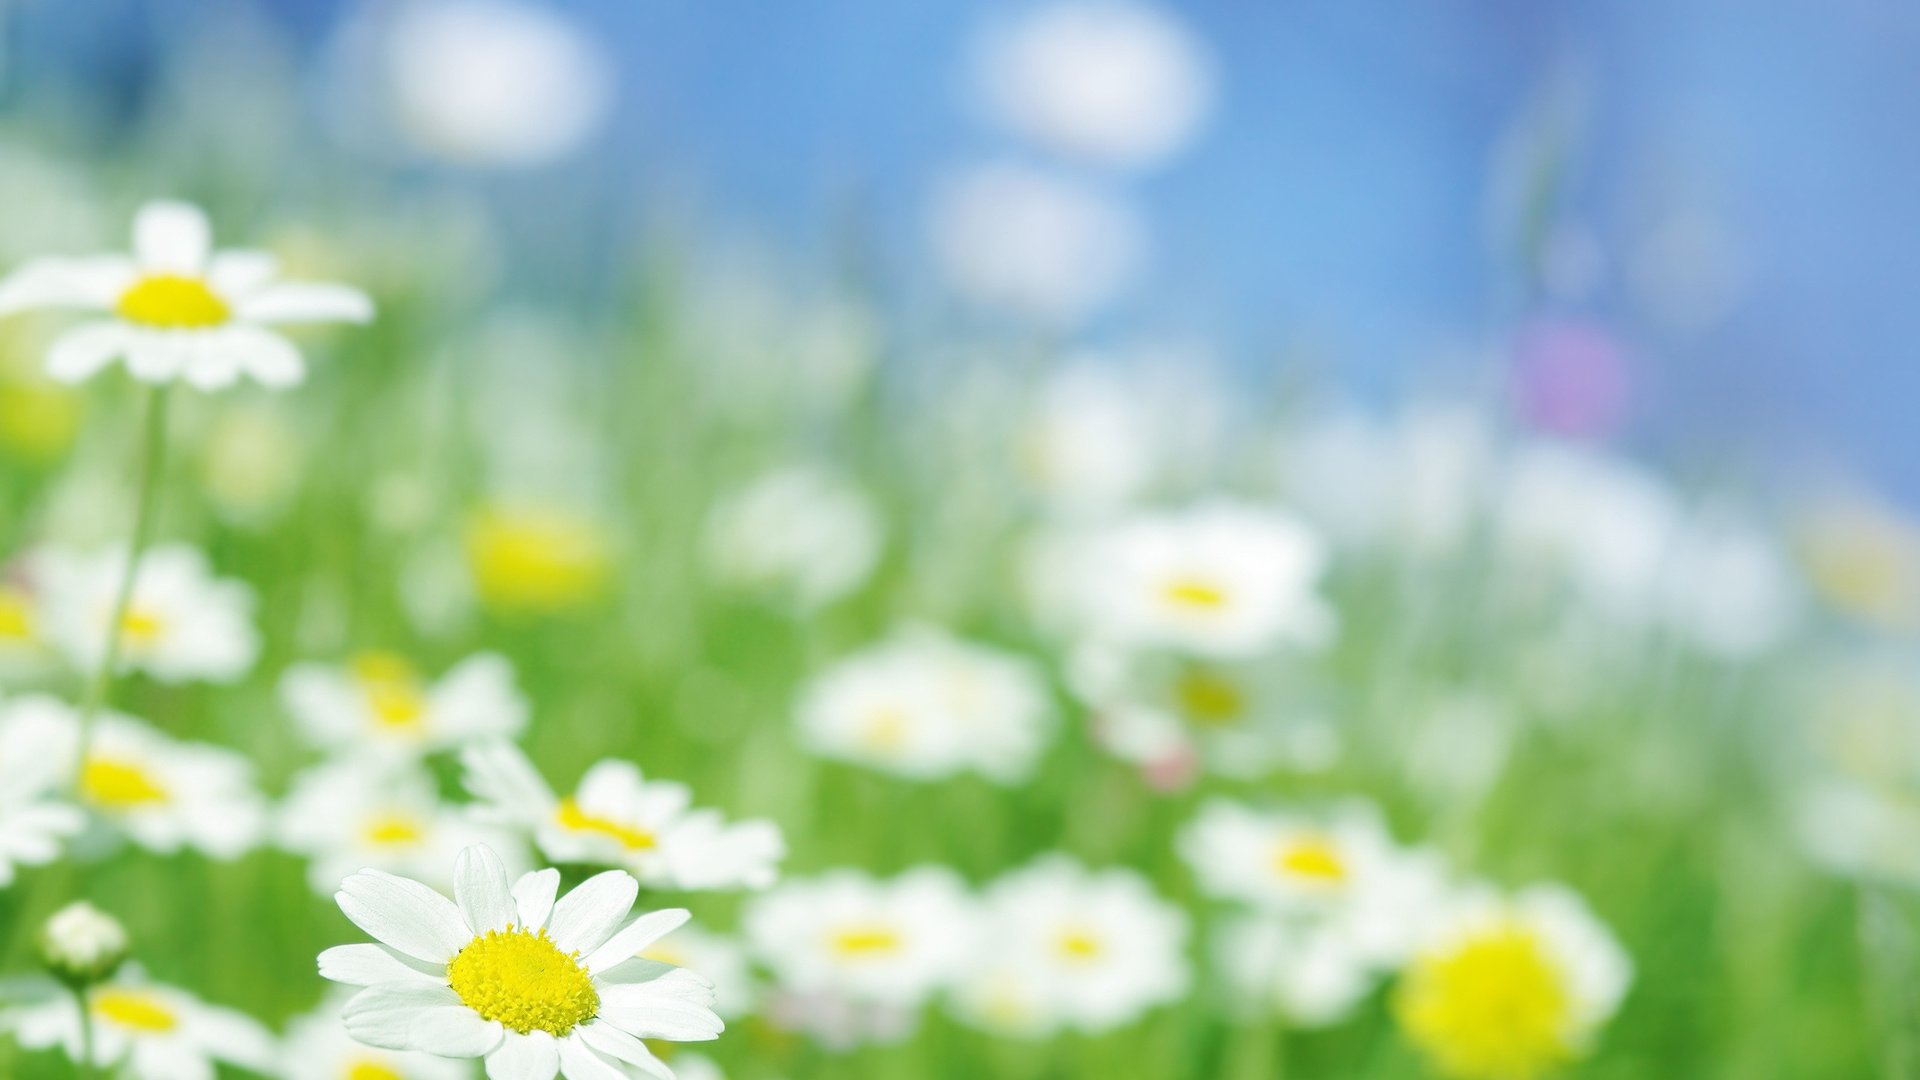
(281, 651, 528, 759)
(320, 844, 722, 1080)
(1, 968, 276, 1079)
(742, 867, 975, 1011)
(0, 695, 86, 886)
(462, 741, 784, 891)
(278, 757, 524, 894)
(1392, 884, 1631, 1080)
(281, 991, 473, 1080)
(796, 627, 1055, 783)
(950, 855, 1188, 1037)
(31, 543, 260, 683)
(0, 199, 372, 389)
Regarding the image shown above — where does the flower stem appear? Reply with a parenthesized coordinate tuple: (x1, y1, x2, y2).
(71, 384, 171, 791)
(71, 984, 96, 1080)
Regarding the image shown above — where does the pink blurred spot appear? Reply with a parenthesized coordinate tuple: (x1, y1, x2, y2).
(1510, 318, 1633, 438)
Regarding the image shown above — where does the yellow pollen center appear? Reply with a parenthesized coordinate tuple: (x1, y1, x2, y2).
(116, 274, 230, 329)
(362, 813, 426, 847)
(0, 588, 32, 641)
(93, 989, 178, 1033)
(464, 509, 613, 613)
(1055, 928, 1104, 963)
(1174, 669, 1246, 726)
(828, 924, 903, 958)
(346, 1063, 406, 1080)
(1394, 923, 1574, 1079)
(352, 651, 429, 730)
(82, 757, 168, 809)
(1162, 576, 1229, 610)
(1274, 836, 1349, 884)
(446, 926, 599, 1036)
(555, 798, 657, 851)
(119, 607, 166, 647)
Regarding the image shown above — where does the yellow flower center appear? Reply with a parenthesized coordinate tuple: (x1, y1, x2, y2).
(554, 798, 657, 851)
(1273, 836, 1348, 884)
(119, 606, 166, 647)
(93, 989, 178, 1033)
(464, 508, 612, 614)
(859, 709, 909, 752)
(116, 274, 230, 329)
(1055, 928, 1104, 963)
(352, 651, 429, 731)
(362, 813, 426, 847)
(828, 924, 902, 958)
(1162, 576, 1229, 610)
(446, 926, 599, 1036)
(1174, 668, 1245, 726)
(347, 1062, 406, 1080)
(0, 587, 33, 641)
(82, 757, 169, 809)
(1395, 923, 1574, 1079)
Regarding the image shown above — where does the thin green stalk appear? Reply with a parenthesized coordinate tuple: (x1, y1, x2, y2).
(71, 983, 96, 1080)
(71, 384, 171, 791)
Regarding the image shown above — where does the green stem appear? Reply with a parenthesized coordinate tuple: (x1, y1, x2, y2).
(71, 385, 170, 791)
(71, 983, 96, 1080)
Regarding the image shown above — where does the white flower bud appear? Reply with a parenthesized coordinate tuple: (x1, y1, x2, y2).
(39, 901, 129, 985)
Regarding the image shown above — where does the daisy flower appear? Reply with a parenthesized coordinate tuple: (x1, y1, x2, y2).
(0, 695, 86, 886)
(949, 855, 1187, 1036)
(461, 742, 784, 891)
(320, 845, 722, 1079)
(1, 968, 275, 1079)
(1392, 883, 1632, 1080)
(280, 651, 528, 759)
(278, 757, 525, 895)
(10, 695, 266, 858)
(703, 465, 883, 611)
(0, 576, 49, 677)
(0, 199, 372, 389)
(1212, 914, 1375, 1028)
(32, 543, 259, 684)
(796, 627, 1055, 783)
(742, 867, 975, 1008)
(281, 990, 473, 1080)
(463, 503, 613, 615)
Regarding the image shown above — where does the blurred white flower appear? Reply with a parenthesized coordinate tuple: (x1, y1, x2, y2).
(0, 200, 372, 389)
(973, 1, 1214, 170)
(639, 921, 758, 1020)
(31, 544, 260, 684)
(0, 577, 49, 678)
(1213, 915, 1375, 1028)
(277, 757, 524, 896)
(950, 855, 1187, 1036)
(1016, 355, 1225, 517)
(1393, 883, 1631, 1080)
(1795, 777, 1920, 886)
(1277, 403, 1495, 557)
(281, 991, 472, 1080)
(743, 867, 975, 1008)
(461, 741, 784, 891)
(929, 162, 1143, 325)
(704, 466, 884, 610)
(796, 627, 1055, 783)
(280, 651, 528, 760)
(1, 969, 275, 1078)
(0, 697, 85, 886)
(38, 902, 129, 985)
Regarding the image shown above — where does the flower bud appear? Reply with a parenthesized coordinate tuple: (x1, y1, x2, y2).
(39, 902, 129, 986)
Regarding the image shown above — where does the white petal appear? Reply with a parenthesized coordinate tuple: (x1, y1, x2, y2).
(556, 1037, 629, 1080)
(133, 201, 212, 272)
(202, 325, 304, 389)
(486, 1030, 560, 1080)
(317, 943, 444, 987)
(337, 870, 474, 964)
(591, 958, 675, 987)
(235, 281, 374, 325)
(576, 1023, 673, 1080)
(456, 845, 518, 934)
(123, 331, 189, 383)
(585, 909, 689, 974)
(547, 871, 638, 956)
(513, 868, 561, 931)
(597, 971, 722, 1042)
(343, 983, 501, 1056)
(0, 256, 132, 315)
(205, 250, 278, 295)
(44, 322, 130, 383)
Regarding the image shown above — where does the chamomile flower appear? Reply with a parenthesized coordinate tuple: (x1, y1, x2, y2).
(463, 503, 613, 614)
(0, 199, 372, 389)
(1393, 884, 1631, 1080)
(0, 696, 86, 886)
(1, 969, 275, 1079)
(461, 742, 784, 891)
(742, 867, 975, 1008)
(32, 543, 260, 684)
(796, 628, 1055, 783)
(280, 651, 528, 759)
(320, 845, 723, 1079)
(278, 757, 524, 895)
(1213, 915, 1375, 1028)
(950, 855, 1188, 1036)
(703, 465, 883, 611)
(282, 991, 473, 1080)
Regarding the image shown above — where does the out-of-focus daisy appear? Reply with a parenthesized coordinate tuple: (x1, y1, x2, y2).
(742, 867, 975, 1008)
(1, 969, 275, 1079)
(282, 990, 473, 1080)
(639, 921, 757, 1020)
(1392, 884, 1631, 1080)
(950, 855, 1187, 1036)
(11, 696, 266, 858)
(1213, 915, 1375, 1028)
(1798, 493, 1920, 631)
(463, 503, 613, 614)
(32, 543, 259, 684)
(1275, 403, 1494, 558)
(0, 200, 371, 389)
(320, 845, 722, 1079)
(1054, 502, 1335, 658)
(462, 742, 784, 891)
(703, 465, 883, 611)
(278, 757, 523, 895)
(199, 400, 307, 525)
(1014, 355, 1222, 517)
(280, 651, 527, 759)
(796, 627, 1055, 783)
(0, 697, 85, 886)
(973, 0, 1214, 170)
(0, 575, 45, 676)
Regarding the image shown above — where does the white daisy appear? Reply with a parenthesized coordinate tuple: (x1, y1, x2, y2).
(1392, 883, 1632, 1080)
(1, 969, 275, 1079)
(1213, 915, 1375, 1028)
(321, 846, 722, 1079)
(282, 990, 473, 1080)
(703, 465, 883, 611)
(796, 627, 1055, 783)
(278, 757, 525, 895)
(742, 867, 975, 1008)
(31, 543, 260, 684)
(949, 855, 1187, 1036)
(0, 695, 86, 886)
(0, 199, 372, 389)
(281, 651, 528, 759)
(8, 695, 266, 858)
(461, 742, 784, 892)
